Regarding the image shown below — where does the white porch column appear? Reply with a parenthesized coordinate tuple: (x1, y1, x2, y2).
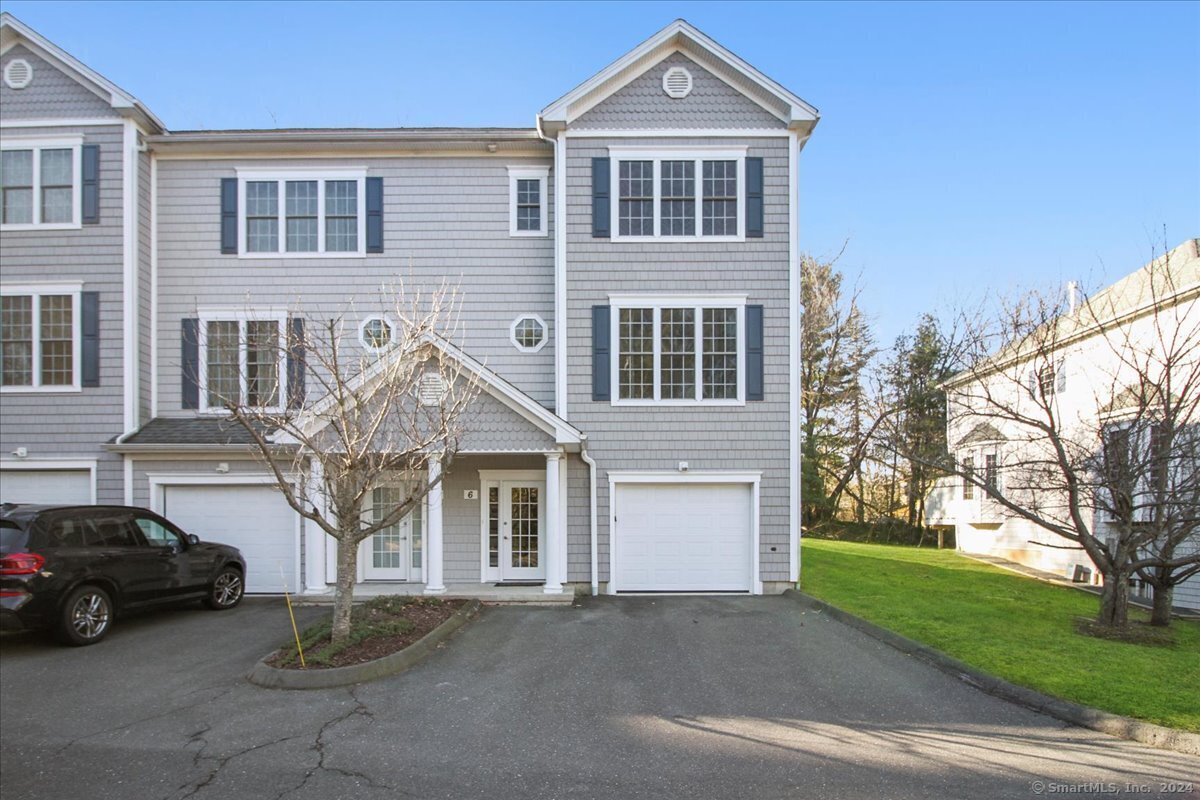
(424, 458, 446, 594)
(544, 452, 563, 594)
(304, 457, 329, 593)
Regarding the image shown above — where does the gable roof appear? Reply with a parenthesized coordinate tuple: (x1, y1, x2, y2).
(0, 12, 164, 132)
(538, 19, 818, 137)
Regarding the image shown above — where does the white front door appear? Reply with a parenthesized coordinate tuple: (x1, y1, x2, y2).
(499, 481, 544, 581)
(363, 486, 423, 581)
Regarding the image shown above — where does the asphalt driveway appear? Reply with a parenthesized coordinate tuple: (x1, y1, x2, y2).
(1, 595, 1196, 800)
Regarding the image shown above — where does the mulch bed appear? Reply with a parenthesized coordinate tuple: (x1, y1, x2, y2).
(268, 597, 467, 670)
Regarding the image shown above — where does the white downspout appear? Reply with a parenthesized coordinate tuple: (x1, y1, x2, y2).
(580, 435, 599, 596)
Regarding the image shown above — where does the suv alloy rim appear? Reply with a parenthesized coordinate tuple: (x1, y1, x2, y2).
(213, 572, 242, 606)
(71, 592, 110, 639)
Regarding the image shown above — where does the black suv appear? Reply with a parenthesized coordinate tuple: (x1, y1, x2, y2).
(0, 504, 246, 645)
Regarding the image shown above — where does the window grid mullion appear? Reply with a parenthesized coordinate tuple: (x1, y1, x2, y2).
(317, 180, 327, 253)
(275, 180, 285, 254)
(238, 320, 248, 405)
(652, 160, 661, 238)
(693, 159, 702, 241)
(652, 306, 662, 401)
(694, 305, 704, 401)
(31, 147, 42, 226)
(31, 294, 42, 388)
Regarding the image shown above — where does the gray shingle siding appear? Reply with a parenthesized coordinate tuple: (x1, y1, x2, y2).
(0, 45, 120, 120)
(155, 156, 557, 416)
(0, 124, 128, 504)
(564, 135, 793, 583)
(573, 53, 786, 130)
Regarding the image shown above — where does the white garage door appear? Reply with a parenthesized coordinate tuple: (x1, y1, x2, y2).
(614, 483, 753, 592)
(163, 484, 298, 594)
(0, 469, 91, 504)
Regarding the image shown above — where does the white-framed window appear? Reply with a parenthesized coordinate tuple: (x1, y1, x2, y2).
(508, 166, 549, 237)
(510, 314, 547, 353)
(1, 137, 83, 230)
(608, 147, 746, 242)
(358, 316, 395, 353)
(609, 294, 745, 405)
(236, 168, 366, 257)
(0, 283, 82, 392)
(961, 455, 975, 500)
(197, 310, 288, 412)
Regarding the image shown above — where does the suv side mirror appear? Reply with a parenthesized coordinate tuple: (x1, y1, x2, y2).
(187, 534, 200, 546)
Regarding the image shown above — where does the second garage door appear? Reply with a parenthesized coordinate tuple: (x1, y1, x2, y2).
(162, 484, 298, 594)
(613, 483, 753, 592)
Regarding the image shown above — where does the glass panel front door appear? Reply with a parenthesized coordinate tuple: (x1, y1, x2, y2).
(363, 486, 419, 580)
(500, 481, 544, 581)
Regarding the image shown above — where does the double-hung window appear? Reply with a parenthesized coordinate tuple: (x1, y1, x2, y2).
(508, 166, 549, 237)
(198, 312, 287, 411)
(1, 138, 82, 229)
(0, 285, 81, 391)
(610, 295, 745, 404)
(610, 148, 746, 241)
(238, 170, 366, 256)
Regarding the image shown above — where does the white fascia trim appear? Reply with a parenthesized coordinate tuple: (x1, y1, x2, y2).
(565, 128, 790, 138)
(607, 470, 762, 595)
(0, 457, 98, 504)
(788, 131, 800, 584)
(554, 133, 568, 420)
(235, 168, 368, 258)
(509, 313, 549, 353)
(122, 120, 139, 435)
(150, 153, 159, 417)
(0, 118, 124, 129)
(507, 165, 549, 237)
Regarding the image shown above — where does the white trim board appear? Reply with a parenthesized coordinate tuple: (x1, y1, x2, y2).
(788, 130, 800, 585)
(0, 458, 98, 504)
(564, 128, 791, 138)
(607, 471, 762, 595)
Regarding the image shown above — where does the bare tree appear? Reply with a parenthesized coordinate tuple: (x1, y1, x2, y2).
(927, 241, 1199, 629)
(206, 283, 478, 644)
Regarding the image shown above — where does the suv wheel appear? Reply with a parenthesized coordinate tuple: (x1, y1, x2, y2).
(58, 586, 113, 646)
(204, 567, 244, 610)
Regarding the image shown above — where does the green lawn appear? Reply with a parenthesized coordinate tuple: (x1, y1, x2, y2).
(800, 539, 1200, 731)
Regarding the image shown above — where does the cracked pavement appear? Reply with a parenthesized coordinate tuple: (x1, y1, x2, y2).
(2, 595, 1198, 800)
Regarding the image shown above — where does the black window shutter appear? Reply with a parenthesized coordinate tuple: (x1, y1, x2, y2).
(592, 158, 610, 238)
(747, 304, 764, 401)
(366, 177, 383, 253)
(592, 305, 611, 401)
(81, 291, 100, 386)
(81, 145, 100, 224)
(220, 178, 238, 254)
(746, 157, 764, 238)
(287, 317, 305, 410)
(181, 318, 200, 409)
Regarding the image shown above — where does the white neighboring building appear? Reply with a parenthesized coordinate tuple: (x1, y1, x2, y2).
(927, 239, 1200, 611)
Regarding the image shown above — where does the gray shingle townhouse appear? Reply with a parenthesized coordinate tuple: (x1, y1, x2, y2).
(0, 15, 818, 597)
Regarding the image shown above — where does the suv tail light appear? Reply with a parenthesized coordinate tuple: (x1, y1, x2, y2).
(0, 553, 44, 575)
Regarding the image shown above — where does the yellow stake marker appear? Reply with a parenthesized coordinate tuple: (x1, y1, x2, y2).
(280, 563, 306, 668)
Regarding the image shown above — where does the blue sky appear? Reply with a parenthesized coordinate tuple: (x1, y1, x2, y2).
(5, 0, 1197, 346)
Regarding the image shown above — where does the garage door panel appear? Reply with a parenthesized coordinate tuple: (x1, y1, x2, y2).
(0, 470, 91, 504)
(615, 483, 752, 592)
(163, 484, 297, 594)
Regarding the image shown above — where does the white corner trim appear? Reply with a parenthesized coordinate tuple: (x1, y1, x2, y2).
(509, 313, 548, 353)
(554, 133, 568, 420)
(123, 455, 134, 505)
(150, 152, 159, 417)
(606, 471, 762, 596)
(0, 457, 99, 504)
(788, 130, 800, 584)
(507, 165, 549, 237)
(123, 120, 139, 435)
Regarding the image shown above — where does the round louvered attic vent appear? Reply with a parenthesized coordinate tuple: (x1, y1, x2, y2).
(662, 66, 692, 99)
(4, 58, 33, 90)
